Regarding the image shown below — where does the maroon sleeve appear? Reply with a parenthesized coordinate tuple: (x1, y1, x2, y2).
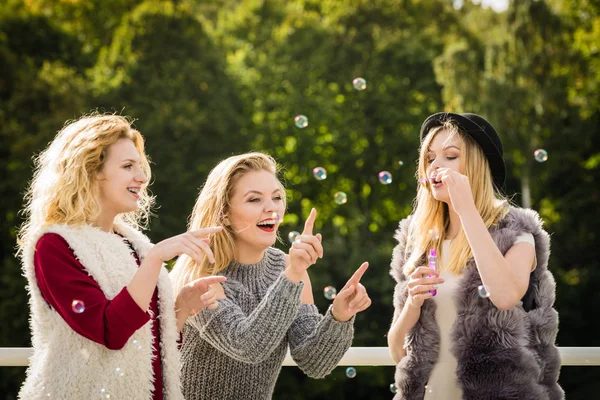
(34, 233, 151, 350)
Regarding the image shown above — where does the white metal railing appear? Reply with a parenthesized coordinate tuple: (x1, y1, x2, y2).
(1, 347, 599, 367)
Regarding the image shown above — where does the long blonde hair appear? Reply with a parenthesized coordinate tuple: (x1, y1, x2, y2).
(403, 120, 509, 275)
(17, 113, 153, 254)
(170, 152, 286, 295)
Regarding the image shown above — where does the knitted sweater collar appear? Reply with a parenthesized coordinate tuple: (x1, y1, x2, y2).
(221, 247, 284, 293)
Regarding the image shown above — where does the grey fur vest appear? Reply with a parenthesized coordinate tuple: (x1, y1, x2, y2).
(389, 207, 564, 400)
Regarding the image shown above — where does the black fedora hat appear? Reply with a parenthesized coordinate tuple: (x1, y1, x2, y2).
(419, 112, 506, 189)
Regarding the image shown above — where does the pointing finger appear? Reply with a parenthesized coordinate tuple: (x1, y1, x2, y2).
(302, 208, 317, 235)
(191, 276, 227, 288)
(189, 226, 224, 238)
(344, 262, 369, 289)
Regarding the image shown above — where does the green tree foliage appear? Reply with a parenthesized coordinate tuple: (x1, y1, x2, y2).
(92, 1, 252, 238)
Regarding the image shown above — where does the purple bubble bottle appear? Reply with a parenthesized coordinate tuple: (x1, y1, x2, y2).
(428, 249, 438, 296)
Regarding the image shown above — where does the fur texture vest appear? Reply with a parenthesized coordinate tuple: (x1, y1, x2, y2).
(19, 223, 183, 400)
(390, 207, 564, 400)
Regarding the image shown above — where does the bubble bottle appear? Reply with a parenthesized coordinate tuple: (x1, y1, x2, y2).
(428, 249, 438, 296)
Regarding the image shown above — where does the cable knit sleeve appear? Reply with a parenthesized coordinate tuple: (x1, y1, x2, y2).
(287, 303, 354, 378)
(186, 272, 303, 364)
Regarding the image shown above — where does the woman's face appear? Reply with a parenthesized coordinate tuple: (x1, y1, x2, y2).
(96, 138, 148, 217)
(425, 129, 462, 203)
(227, 169, 285, 258)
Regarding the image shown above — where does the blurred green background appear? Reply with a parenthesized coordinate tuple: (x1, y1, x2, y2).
(1, 0, 599, 398)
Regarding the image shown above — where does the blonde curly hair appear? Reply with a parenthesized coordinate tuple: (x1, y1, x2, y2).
(17, 113, 154, 254)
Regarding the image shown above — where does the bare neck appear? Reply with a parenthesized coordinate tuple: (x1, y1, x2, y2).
(93, 211, 117, 233)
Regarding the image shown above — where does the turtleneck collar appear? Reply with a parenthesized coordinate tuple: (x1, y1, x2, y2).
(220, 247, 285, 293)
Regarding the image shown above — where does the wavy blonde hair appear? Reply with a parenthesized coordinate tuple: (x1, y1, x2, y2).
(17, 113, 153, 254)
(403, 120, 509, 275)
(170, 152, 286, 295)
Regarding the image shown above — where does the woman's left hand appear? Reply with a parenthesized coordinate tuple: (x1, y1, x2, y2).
(176, 275, 227, 315)
(332, 262, 372, 322)
(435, 168, 477, 216)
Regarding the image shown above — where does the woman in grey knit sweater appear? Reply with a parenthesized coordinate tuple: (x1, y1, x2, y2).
(171, 152, 372, 400)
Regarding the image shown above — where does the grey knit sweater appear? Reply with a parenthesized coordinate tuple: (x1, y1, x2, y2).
(181, 247, 354, 400)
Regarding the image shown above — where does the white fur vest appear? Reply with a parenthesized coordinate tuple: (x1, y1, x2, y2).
(390, 207, 564, 400)
(19, 223, 183, 400)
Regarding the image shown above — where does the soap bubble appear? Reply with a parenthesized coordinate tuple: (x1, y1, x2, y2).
(345, 366, 357, 378)
(312, 167, 327, 180)
(378, 171, 392, 185)
(352, 77, 367, 91)
(478, 285, 490, 298)
(288, 231, 300, 244)
(271, 211, 282, 223)
(294, 115, 308, 128)
(324, 286, 337, 300)
(534, 149, 548, 162)
(334, 192, 347, 205)
(428, 228, 440, 241)
(71, 300, 85, 314)
(131, 338, 143, 350)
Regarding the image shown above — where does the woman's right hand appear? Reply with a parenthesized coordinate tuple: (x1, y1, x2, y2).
(146, 226, 224, 266)
(406, 266, 445, 308)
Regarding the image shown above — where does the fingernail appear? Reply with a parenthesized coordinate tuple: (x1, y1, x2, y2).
(432, 285, 439, 289)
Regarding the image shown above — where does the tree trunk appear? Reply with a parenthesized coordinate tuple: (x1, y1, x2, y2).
(521, 166, 531, 209)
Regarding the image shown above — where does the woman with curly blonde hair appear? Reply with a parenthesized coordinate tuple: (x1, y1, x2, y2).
(17, 114, 225, 400)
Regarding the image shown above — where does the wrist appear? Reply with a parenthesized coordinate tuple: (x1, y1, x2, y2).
(405, 297, 422, 311)
(143, 249, 163, 268)
(458, 202, 478, 219)
(331, 308, 350, 322)
(174, 296, 190, 316)
(284, 268, 304, 283)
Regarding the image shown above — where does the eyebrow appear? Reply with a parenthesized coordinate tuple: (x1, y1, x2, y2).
(121, 159, 141, 163)
(427, 145, 461, 152)
(244, 189, 282, 197)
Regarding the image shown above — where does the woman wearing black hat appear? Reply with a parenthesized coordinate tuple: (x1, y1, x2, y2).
(387, 113, 563, 399)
